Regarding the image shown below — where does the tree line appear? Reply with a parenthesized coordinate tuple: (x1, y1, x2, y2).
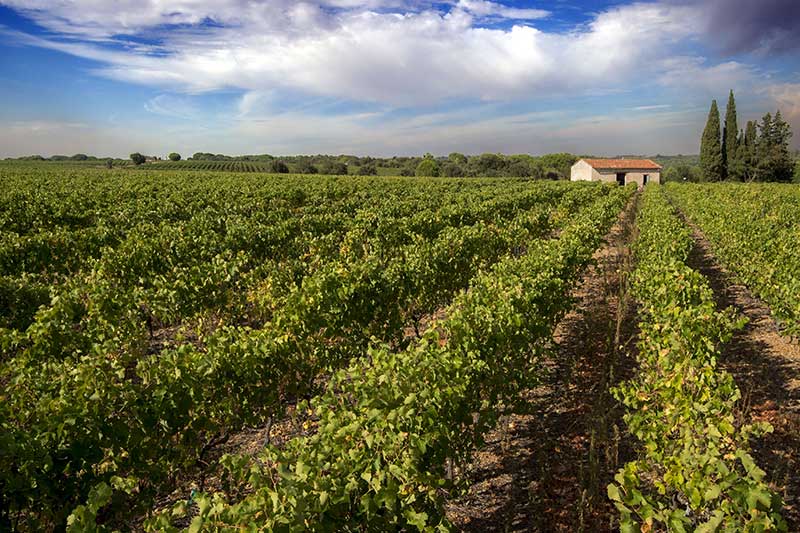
(700, 90, 795, 182)
(137, 151, 581, 178)
(5, 151, 579, 178)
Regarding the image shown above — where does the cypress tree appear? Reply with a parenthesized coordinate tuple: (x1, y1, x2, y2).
(722, 90, 739, 180)
(700, 100, 724, 182)
(756, 113, 774, 181)
(742, 120, 758, 181)
(771, 110, 794, 182)
(730, 128, 746, 181)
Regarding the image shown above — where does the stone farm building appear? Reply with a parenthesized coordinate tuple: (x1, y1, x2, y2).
(570, 158, 662, 187)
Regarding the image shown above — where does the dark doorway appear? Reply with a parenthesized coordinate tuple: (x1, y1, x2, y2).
(643, 174, 649, 185)
(616, 172, 626, 186)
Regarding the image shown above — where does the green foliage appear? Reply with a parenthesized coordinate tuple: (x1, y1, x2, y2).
(107, 152, 591, 178)
(190, 152, 240, 161)
(471, 153, 505, 176)
(701, 93, 794, 182)
(610, 186, 786, 531)
(357, 163, 377, 175)
(168, 152, 181, 161)
(269, 159, 289, 173)
(728, 128, 746, 180)
(794, 159, 800, 183)
(663, 163, 699, 182)
(739, 120, 759, 181)
(448, 152, 468, 165)
(295, 160, 318, 174)
(669, 182, 800, 338)
(0, 168, 603, 530)
(723, 90, 739, 180)
(536, 152, 578, 179)
(651, 154, 700, 169)
(415, 158, 439, 177)
(756, 111, 794, 182)
(321, 161, 348, 175)
(144, 184, 632, 531)
(440, 161, 465, 177)
(700, 100, 724, 181)
(129, 153, 146, 165)
(66, 476, 137, 533)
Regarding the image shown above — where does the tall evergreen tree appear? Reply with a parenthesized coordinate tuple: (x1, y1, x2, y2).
(700, 99, 724, 182)
(756, 113, 774, 182)
(730, 128, 746, 181)
(722, 90, 739, 180)
(741, 120, 758, 182)
(770, 110, 794, 182)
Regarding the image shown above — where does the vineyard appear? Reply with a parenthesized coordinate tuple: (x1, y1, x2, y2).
(1, 166, 798, 532)
(667, 183, 800, 339)
(142, 160, 284, 173)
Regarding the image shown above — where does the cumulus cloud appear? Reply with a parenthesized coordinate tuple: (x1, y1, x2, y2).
(0, 0, 722, 106)
(3, 1, 795, 156)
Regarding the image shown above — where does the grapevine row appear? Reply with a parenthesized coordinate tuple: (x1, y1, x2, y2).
(609, 186, 785, 531)
(2, 183, 575, 364)
(2, 187, 592, 529)
(666, 183, 800, 339)
(140, 186, 633, 532)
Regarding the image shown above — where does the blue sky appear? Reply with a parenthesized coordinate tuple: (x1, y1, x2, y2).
(0, 0, 798, 158)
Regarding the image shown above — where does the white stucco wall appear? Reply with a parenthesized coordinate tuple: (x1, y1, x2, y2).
(600, 170, 661, 187)
(570, 160, 602, 181)
(624, 171, 661, 186)
(571, 159, 661, 186)
(598, 171, 661, 186)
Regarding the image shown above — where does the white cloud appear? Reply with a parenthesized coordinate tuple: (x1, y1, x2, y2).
(0, 1, 731, 106)
(0, 104, 708, 159)
(144, 94, 201, 119)
(763, 83, 800, 135)
(658, 57, 757, 94)
(456, 0, 549, 20)
(630, 104, 672, 111)
(2, 1, 793, 156)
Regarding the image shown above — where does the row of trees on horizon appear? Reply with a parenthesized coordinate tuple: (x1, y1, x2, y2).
(700, 90, 795, 182)
(130, 151, 584, 178)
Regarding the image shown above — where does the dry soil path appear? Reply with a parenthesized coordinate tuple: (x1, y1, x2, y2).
(683, 217, 800, 529)
(445, 195, 640, 532)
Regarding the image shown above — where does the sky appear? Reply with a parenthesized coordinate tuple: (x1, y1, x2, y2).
(0, 0, 798, 158)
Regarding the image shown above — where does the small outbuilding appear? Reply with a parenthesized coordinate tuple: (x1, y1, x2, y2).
(570, 158, 662, 187)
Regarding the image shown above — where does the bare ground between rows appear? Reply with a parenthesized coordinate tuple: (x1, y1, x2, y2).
(445, 195, 641, 532)
(681, 214, 800, 528)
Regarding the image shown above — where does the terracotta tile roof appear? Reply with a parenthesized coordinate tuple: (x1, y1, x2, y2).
(582, 158, 662, 170)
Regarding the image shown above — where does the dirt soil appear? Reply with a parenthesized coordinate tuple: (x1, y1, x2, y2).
(445, 196, 641, 532)
(684, 218, 800, 529)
